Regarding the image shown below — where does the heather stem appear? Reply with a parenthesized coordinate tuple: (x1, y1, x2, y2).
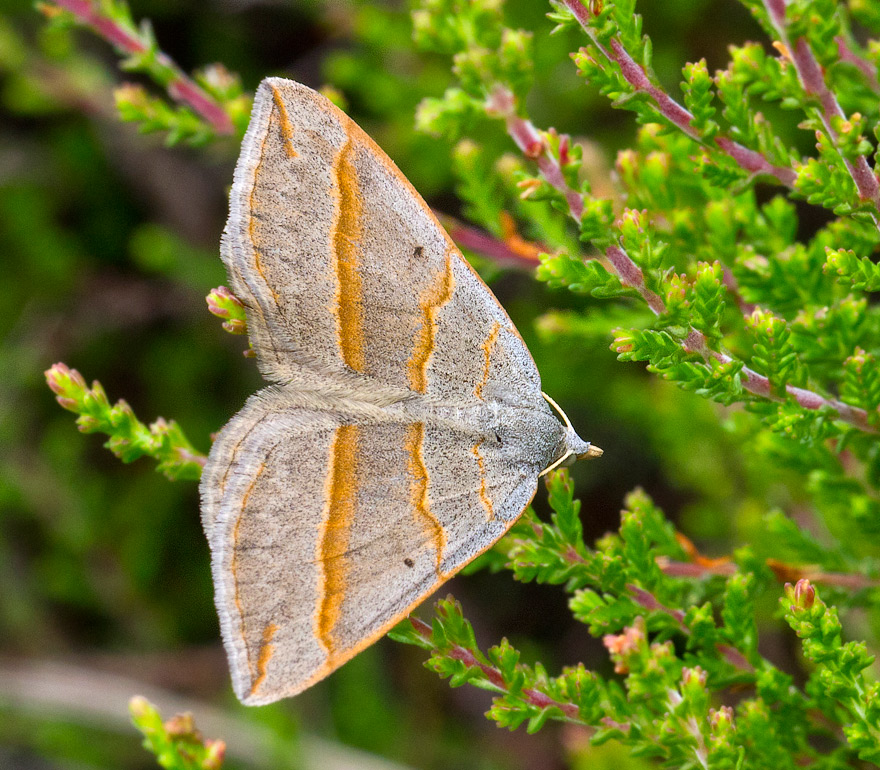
(408, 617, 583, 721)
(658, 556, 880, 590)
(440, 215, 543, 269)
(489, 87, 586, 221)
(605, 245, 665, 314)
(835, 36, 879, 85)
(721, 265, 757, 314)
(627, 585, 754, 672)
(489, 87, 667, 306)
(487, 85, 877, 434)
(49, 0, 234, 135)
(711, 349, 876, 433)
(762, 0, 880, 225)
(560, 0, 797, 186)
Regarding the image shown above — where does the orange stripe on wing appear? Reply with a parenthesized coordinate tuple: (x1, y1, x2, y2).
(249, 622, 280, 697)
(331, 138, 366, 372)
(302, 87, 537, 359)
(405, 422, 447, 577)
(471, 441, 495, 521)
(474, 321, 502, 400)
(270, 86, 298, 158)
(407, 251, 456, 393)
(315, 424, 360, 660)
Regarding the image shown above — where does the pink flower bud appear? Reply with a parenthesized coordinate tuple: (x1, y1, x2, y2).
(163, 713, 198, 739)
(223, 319, 248, 335)
(45, 363, 87, 398)
(682, 666, 708, 687)
(203, 739, 226, 770)
(710, 705, 734, 731)
(206, 286, 244, 319)
(794, 578, 815, 609)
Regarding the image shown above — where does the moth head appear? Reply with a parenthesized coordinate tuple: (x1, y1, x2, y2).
(559, 427, 603, 466)
(539, 392, 603, 477)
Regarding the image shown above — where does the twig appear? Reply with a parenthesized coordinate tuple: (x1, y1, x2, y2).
(835, 36, 878, 85)
(0, 658, 409, 770)
(721, 265, 757, 315)
(627, 585, 754, 672)
(765, 559, 880, 591)
(763, 0, 880, 226)
(438, 213, 544, 269)
(487, 86, 877, 433)
(605, 245, 665, 314)
(658, 557, 880, 591)
(408, 616, 583, 721)
(48, 0, 234, 135)
(45, 363, 206, 480)
(560, 0, 797, 187)
(658, 559, 737, 579)
(691, 335, 877, 434)
(490, 88, 586, 221)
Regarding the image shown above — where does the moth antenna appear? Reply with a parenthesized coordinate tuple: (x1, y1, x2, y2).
(541, 391, 574, 431)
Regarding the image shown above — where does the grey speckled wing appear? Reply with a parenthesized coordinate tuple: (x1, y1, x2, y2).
(201, 77, 595, 704)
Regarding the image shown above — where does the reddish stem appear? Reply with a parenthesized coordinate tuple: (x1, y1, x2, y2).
(491, 87, 586, 221)
(440, 215, 542, 269)
(659, 556, 879, 590)
(627, 585, 754, 672)
(409, 617, 582, 720)
(720, 265, 757, 314)
(605, 245, 665, 313)
(489, 83, 878, 433)
(561, 0, 797, 186)
(50, 0, 234, 135)
(607, 39, 697, 140)
(763, 1, 880, 224)
(835, 36, 878, 85)
(658, 559, 737, 578)
(712, 349, 875, 433)
(714, 137, 796, 186)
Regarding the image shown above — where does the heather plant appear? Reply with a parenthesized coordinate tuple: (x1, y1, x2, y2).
(128, 697, 226, 770)
(21, 0, 880, 768)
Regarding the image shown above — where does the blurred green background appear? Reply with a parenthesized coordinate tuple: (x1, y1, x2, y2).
(0, 1, 792, 769)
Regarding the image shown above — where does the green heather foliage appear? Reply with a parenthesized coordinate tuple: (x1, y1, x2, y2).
(16, 0, 880, 767)
(129, 698, 226, 770)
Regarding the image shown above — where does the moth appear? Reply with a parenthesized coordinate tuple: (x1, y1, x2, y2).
(200, 78, 600, 705)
